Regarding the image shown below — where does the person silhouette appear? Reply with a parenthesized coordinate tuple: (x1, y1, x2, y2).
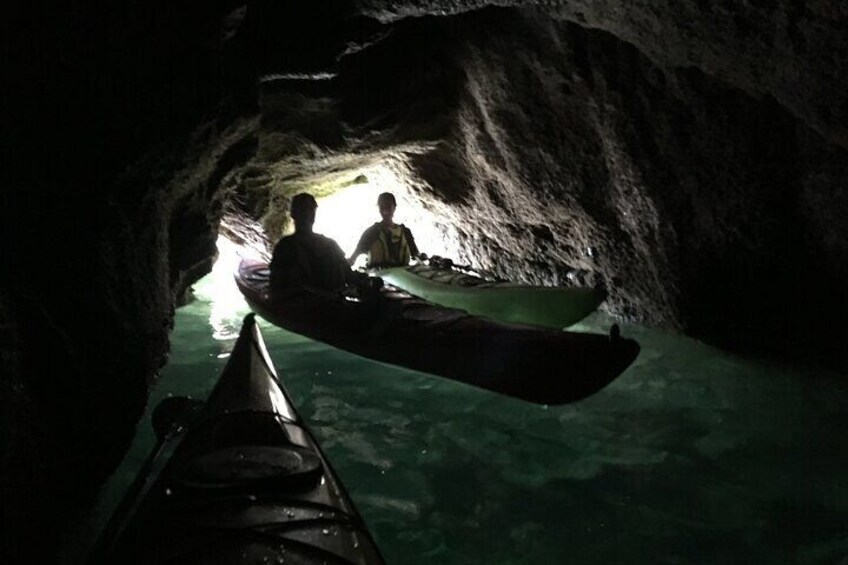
(269, 193, 353, 293)
(348, 192, 424, 268)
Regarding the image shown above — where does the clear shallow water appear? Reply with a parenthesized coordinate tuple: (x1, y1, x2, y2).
(64, 261, 847, 564)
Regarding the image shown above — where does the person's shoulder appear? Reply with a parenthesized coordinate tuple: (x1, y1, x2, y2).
(314, 233, 344, 249)
(272, 234, 297, 251)
(357, 223, 382, 241)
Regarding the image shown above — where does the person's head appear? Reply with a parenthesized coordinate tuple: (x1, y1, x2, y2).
(377, 192, 396, 223)
(290, 193, 317, 231)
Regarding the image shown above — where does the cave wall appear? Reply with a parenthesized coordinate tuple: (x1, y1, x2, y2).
(3, 0, 847, 561)
(413, 9, 848, 355)
(2, 1, 258, 561)
(358, 0, 848, 149)
(246, 6, 847, 359)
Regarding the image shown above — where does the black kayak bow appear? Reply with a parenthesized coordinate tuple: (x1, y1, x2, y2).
(89, 314, 384, 565)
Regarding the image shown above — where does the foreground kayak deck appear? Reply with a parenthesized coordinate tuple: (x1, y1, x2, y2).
(371, 263, 605, 328)
(89, 314, 384, 565)
(236, 260, 639, 405)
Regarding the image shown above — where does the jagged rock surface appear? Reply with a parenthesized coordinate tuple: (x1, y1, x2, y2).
(3, 0, 847, 561)
(246, 8, 848, 354)
(358, 0, 848, 148)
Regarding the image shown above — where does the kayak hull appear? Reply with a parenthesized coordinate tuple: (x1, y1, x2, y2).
(371, 264, 605, 328)
(89, 314, 384, 565)
(236, 260, 639, 405)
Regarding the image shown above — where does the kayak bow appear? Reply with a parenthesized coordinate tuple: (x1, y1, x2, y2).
(89, 314, 384, 565)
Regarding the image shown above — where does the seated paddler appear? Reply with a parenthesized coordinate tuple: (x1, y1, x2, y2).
(347, 192, 425, 268)
(270, 193, 356, 295)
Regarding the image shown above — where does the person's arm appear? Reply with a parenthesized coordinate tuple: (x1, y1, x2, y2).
(270, 239, 307, 292)
(404, 226, 422, 259)
(330, 239, 365, 286)
(347, 224, 378, 265)
(269, 244, 291, 290)
(324, 239, 355, 288)
(330, 239, 351, 273)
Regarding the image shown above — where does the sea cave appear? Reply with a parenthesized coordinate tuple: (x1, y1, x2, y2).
(3, 1, 847, 563)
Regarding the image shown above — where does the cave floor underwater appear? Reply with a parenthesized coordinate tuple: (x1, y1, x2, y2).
(61, 254, 847, 565)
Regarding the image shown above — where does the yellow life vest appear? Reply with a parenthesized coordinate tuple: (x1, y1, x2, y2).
(369, 224, 411, 267)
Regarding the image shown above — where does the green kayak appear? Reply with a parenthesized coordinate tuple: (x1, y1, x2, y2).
(370, 262, 605, 329)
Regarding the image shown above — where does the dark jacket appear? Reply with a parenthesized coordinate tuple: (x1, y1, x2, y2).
(270, 232, 351, 293)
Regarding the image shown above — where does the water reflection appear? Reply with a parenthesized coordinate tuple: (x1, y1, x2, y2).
(194, 236, 255, 342)
(63, 243, 848, 565)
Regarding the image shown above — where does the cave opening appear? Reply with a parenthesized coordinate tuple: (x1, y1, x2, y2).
(306, 165, 456, 263)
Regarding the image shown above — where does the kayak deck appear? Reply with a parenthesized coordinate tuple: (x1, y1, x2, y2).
(89, 314, 384, 565)
(371, 263, 605, 328)
(236, 260, 639, 405)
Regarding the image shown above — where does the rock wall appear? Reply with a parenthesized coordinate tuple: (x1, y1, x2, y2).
(3, 0, 847, 561)
(249, 7, 848, 359)
(420, 10, 848, 356)
(358, 0, 848, 149)
(2, 2, 258, 561)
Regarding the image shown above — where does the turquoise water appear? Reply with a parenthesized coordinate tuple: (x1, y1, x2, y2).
(64, 256, 848, 564)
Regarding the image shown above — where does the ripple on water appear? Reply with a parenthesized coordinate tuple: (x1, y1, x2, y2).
(63, 276, 848, 565)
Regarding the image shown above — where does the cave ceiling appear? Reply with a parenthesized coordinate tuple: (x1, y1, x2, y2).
(359, 0, 848, 147)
